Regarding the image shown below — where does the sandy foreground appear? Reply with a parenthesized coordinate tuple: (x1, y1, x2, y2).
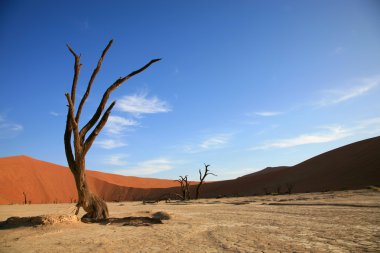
(0, 190, 379, 253)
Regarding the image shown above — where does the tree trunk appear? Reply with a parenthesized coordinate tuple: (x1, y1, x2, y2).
(72, 161, 109, 220)
(195, 183, 202, 200)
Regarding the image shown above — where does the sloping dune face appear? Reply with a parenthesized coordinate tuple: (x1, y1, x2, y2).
(0, 156, 77, 204)
(200, 136, 380, 197)
(1, 136, 379, 204)
(86, 170, 179, 189)
(0, 156, 179, 204)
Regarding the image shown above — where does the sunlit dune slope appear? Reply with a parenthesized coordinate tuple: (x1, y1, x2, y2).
(0, 156, 178, 204)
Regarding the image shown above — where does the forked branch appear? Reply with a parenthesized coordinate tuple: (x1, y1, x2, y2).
(79, 58, 161, 139)
(66, 44, 82, 104)
(76, 40, 113, 123)
(176, 175, 190, 200)
(83, 101, 116, 155)
(195, 163, 217, 199)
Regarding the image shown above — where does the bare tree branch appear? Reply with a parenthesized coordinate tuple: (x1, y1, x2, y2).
(64, 45, 81, 170)
(65, 93, 78, 129)
(83, 101, 116, 155)
(176, 175, 190, 200)
(76, 40, 113, 123)
(195, 164, 217, 199)
(66, 44, 82, 104)
(79, 58, 161, 139)
(65, 93, 81, 162)
(64, 112, 75, 170)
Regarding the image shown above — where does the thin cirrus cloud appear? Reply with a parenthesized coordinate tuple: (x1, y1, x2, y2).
(113, 158, 174, 176)
(254, 111, 282, 117)
(183, 134, 232, 153)
(95, 139, 127, 149)
(103, 154, 129, 167)
(317, 76, 379, 106)
(95, 93, 170, 149)
(49, 111, 59, 117)
(333, 46, 344, 55)
(251, 126, 351, 150)
(0, 115, 23, 139)
(200, 134, 230, 149)
(116, 93, 171, 116)
(105, 115, 138, 135)
(251, 117, 380, 150)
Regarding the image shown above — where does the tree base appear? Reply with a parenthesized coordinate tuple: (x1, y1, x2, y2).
(80, 193, 109, 221)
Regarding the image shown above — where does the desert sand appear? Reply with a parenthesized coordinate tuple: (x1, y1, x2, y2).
(1, 189, 379, 252)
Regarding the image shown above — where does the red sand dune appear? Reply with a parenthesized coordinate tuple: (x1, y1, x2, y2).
(0, 136, 379, 204)
(198, 136, 380, 197)
(0, 156, 178, 204)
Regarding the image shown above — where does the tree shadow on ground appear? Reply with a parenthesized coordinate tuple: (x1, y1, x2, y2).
(0, 215, 79, 230)
(84, 216, 163, 226)
(0, 215, 164, 230)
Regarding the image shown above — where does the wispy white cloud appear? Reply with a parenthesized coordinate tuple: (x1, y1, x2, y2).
(97, 92, 170, 149)
(199, 134, 230, 149)
(183, 133, 232, 153)
(95, 139, 127, 149)
(105, 116, 137, 135)
(333, 46, 344, 55)
(50, 111, 59, 117)
(103, 154, 129, 167)
(116, 93, 171, 116)
(251, 126, 350, 150)
(0, 115, 23, 139)
(113, 158, 174, 176)
(318, 76, 380, 106)
(254, 111, 282, 117)
(251, 117, 380, 150)
(352, 117, 380, 135)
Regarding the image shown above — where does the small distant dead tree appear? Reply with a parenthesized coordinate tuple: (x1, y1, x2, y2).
(176, 175, 190, 200)
(195, 164, 217, 199)
(263, 187, 270, 195)
(286, 183, 294, 194)
(64, 39, 160, 220)
(22, 192, 27, 204)
(276, 185, 281, 195)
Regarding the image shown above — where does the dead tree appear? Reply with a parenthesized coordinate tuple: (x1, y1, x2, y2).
(176, 175, 190, 200)
(64, 39, 160, 220)
(195, 164, 217, 199)
(276, 185, 281, 195)
(286, 183, 294, 194)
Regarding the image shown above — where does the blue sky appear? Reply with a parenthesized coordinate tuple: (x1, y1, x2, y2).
(1, 0, 380, 180)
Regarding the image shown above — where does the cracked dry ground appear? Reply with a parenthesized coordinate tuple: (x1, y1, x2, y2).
(1, 190, 379, 252)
